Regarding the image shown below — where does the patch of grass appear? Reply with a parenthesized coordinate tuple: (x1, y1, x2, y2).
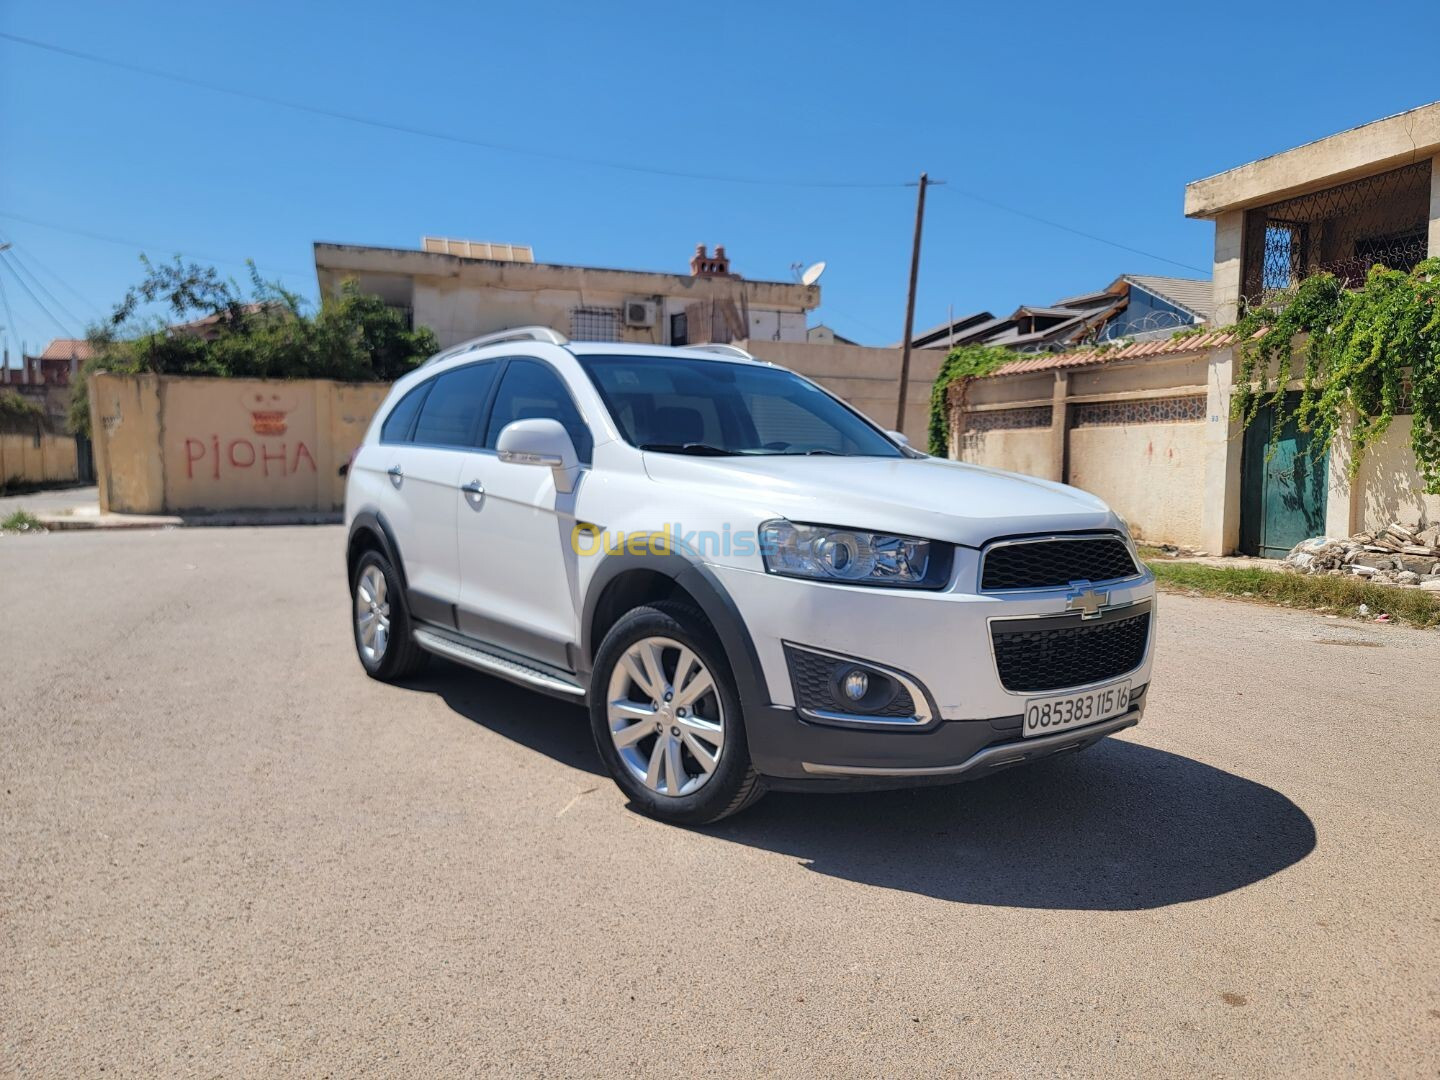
(1, 509, 43, 533)
(1146, 560, 1440, 629)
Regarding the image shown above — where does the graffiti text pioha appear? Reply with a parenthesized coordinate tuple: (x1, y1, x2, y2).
(184, 436, 318, 479)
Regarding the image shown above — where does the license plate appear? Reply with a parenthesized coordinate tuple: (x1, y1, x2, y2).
(1023, 681, 1130, 738)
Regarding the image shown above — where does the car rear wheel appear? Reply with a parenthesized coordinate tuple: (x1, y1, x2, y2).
(351, 549, 427, 681)
(590, 602, 764, 825)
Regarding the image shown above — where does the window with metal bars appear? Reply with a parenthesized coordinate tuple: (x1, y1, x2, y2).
(570, 306, 622, 342)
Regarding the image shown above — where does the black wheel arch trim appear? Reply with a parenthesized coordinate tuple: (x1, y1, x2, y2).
(347, 510, 408, 591)
(580, 551, 771, 710)
(347, 510, 456, 628)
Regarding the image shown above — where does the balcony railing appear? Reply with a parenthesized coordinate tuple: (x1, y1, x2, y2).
(1241, 159, 1432, 306)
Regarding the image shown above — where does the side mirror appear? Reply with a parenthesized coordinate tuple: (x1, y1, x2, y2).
(886, 430, 910, 447)
(496, 418, 580, 494)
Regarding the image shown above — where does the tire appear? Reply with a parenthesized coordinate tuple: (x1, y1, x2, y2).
(589, 601, 766, 825)
(350, 549, 429, 681)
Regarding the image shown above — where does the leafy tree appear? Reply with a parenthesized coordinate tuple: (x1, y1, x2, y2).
(70, 257, 438, 435)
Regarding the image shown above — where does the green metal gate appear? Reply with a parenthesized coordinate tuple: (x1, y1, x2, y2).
(1239, 394, 1328, 558)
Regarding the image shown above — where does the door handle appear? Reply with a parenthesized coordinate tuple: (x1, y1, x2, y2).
(461, 479, 485, 505)
(387, 464, 404, 487)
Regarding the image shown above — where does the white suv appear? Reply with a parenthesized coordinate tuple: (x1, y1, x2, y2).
(345, 327, 1156, 824)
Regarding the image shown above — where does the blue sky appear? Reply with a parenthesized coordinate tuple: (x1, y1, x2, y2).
(2, 0, 1439, 359)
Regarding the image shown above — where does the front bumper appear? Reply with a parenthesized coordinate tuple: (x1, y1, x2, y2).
(748, 688, 1146, 789)
(707, 561, 1156, 786)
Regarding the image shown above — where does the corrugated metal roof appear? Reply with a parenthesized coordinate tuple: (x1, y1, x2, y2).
(980, 329, 1236, 379)
(896, 311, 994, 348)
(1015, 305, 1088, 318)
(1122, 275, 1214, 320)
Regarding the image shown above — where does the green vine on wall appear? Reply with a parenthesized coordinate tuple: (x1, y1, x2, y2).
(1231, 257, 1440, 494)
(926, 344, 1019, 456)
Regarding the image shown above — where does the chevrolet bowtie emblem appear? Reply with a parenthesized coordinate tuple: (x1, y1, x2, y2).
(1066, 584, 1110, 619)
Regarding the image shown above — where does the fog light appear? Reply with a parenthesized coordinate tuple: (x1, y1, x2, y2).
(841, 668, 869, 702)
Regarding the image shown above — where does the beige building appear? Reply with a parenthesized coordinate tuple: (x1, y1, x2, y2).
(314, 237, 947, 442)
(314, 238, 819, 351)
(951, 103, 1440, 555)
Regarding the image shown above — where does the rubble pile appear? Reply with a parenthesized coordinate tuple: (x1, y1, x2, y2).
(1286, 523, 1440, 589)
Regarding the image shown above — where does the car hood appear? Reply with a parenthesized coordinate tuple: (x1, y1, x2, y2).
(640, 453, 1118, 548)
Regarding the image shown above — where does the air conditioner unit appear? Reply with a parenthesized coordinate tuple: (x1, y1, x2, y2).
(624, 300, 657, 328)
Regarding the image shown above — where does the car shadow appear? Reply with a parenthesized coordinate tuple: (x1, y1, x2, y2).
(421, 661, 606, 778)
(417, 661, 1316, 911)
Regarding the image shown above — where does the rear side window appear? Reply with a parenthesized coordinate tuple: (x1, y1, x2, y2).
(411, 362, 499, 448)
(379, 383, 430, 444)
(483, 359, 593, 464)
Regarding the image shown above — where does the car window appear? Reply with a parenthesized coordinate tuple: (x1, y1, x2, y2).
(745, 394, 845, 454)
(411, 362, 499, 448)
(379, 382, 431, 444)
(483, 359, 594, 465)
(578, 354, 901, 457)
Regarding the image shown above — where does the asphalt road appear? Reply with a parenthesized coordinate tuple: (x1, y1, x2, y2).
(3, 526, 1437, 1077)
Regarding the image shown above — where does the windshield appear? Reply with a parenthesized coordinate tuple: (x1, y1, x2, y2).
(577, 354, 904, 458)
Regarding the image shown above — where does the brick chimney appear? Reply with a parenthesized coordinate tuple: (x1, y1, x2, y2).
(689, 244, 733, 278)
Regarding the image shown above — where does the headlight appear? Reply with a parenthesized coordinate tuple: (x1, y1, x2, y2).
(759, 520, 947, 587)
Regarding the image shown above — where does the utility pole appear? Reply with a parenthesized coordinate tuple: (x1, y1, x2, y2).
(895, 173, 930, 432)
(0, 242, 10, 381)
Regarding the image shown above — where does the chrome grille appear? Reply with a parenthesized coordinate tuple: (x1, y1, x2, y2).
(991, 610, 1150, 693)
(981, 535, 1138, 591)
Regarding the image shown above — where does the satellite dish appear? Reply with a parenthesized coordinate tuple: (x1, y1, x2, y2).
(801, 261, 827, 286)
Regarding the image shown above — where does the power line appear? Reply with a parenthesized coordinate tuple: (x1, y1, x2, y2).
(0, 31, 906, 191)
(5, 239, 106, 318)
(0, 210, 313, 279)
(0, 251, 79, 337)
(940, 186, 1209, 274)
(0, 259, 20, 356)
(1, 32, 1207, 280)
(0, 243, 89, 331)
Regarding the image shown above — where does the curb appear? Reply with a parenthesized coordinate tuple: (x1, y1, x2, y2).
(36, 512, 342, 531)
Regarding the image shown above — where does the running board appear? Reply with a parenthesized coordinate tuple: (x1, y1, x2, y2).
(412, 628, 586, 698)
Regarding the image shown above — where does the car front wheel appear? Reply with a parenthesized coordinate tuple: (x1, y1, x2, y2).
(589, 602, 765, 825)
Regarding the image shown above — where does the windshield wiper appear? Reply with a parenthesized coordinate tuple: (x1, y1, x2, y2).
(639, 442, 735, 456)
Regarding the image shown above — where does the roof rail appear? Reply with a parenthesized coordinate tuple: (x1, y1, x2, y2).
(689, 343, 757, 361)
(423, 326, 570, 366)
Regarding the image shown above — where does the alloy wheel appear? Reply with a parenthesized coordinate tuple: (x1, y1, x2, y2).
(606, 635, 726, 798)
(355, 564, 391, 663)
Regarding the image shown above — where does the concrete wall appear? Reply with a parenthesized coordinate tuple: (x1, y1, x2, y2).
(0, 429, 79, 488)
(743, 339, 941, 444)
(951, 351, 1214, 548)
(88, 373, 388, 514)
(1347, 416, 1440, 533)
(1067, 422, 1207, 544)
(961, 428, 1053, 478)
(952, 344, 1439, 552)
